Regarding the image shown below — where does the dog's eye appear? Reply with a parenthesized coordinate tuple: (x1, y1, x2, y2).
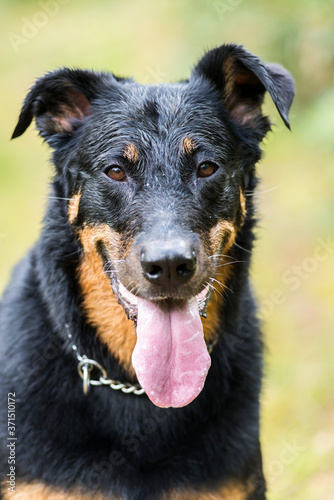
(197, 162, 218, 178)
(105, 166, 127, 182)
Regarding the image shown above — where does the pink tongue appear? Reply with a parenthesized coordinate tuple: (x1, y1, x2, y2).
(132, 297, 211, 408)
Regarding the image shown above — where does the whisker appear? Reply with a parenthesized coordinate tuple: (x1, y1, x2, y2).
(214, 272, 233, 278)
(210, 277, 226, 289)
(62, 250, 81, 258)
(233, 242, 253, 254)
(101, 270, 120, 278)
(129, 284, 139, 296)
(103, 258, 125, 269)
(210, 277, 235, 296)
(98, 261, 117, 279)
(245, 185, 280, 197)
(96, 270, 109, 279)
(209, 282, 224, 300)
(209, 254, 236, 260)
(215, 260, 246, 268)
(103, 262, 114, 273)
(44, 196, 72, 201)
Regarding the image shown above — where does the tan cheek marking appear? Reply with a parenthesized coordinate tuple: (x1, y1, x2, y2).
(202, 221, 237, 346)
(166, 479, 254, 499)
(182, 137, 196, 155)
(2, 481, 114, 500)
(240, 188, 247, 221)
(68, 191, 82, 224)
(123, 143, 139, 163)
(210, 220, 237, 257)
(77, 224, 136, 376)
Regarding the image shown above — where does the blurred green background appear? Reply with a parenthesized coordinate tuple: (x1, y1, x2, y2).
(1, 0, 333, 498)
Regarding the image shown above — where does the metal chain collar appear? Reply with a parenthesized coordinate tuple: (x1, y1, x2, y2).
(65, 324, 145, 396)
(65, 324, 217, 397)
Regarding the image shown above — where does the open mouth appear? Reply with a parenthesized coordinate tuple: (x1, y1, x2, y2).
(107, 271, 213, 409)
(110, 274, 212, 324)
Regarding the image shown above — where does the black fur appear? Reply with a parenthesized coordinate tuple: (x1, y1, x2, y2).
(0, 44, 294, 499)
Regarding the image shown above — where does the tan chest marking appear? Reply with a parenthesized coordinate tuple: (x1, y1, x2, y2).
(2, 481, 115, 500)
(166, 478, 254, 499)
(3, 479, 253, 499)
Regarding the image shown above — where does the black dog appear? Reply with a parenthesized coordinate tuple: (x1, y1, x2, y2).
(0, 44, 294, 499)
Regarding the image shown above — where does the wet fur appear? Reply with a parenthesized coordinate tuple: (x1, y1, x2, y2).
(0, 44, 294, 499)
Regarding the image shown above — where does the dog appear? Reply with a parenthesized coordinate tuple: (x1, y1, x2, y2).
(0, 44, 294, 499)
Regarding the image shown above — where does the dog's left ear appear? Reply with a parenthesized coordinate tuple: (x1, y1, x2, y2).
(192, 44, 295, 134)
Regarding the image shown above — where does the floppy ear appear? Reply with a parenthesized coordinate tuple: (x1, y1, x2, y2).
(12, 69, 110, 144)
(192, 44, 295, 135)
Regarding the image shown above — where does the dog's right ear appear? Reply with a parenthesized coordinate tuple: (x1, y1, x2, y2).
(12, 69, 111, 144)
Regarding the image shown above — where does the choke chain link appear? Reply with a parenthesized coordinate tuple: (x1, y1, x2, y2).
(65, 324, 145, 397)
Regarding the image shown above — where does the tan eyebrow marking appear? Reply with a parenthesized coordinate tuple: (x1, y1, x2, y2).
(182, 137, 197, 155)
(123, 143, 139, 163)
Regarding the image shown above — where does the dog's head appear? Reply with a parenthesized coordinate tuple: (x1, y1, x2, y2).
(13, 44, 294, 408)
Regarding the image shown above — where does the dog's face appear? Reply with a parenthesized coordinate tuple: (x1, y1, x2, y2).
(68, 79, 245, 302)
(13, 44, 294, 408)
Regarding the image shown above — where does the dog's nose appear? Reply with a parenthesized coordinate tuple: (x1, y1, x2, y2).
(140, 240, 197, 287)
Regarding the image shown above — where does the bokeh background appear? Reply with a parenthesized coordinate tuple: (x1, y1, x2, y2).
(1, 1, 333, 498)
